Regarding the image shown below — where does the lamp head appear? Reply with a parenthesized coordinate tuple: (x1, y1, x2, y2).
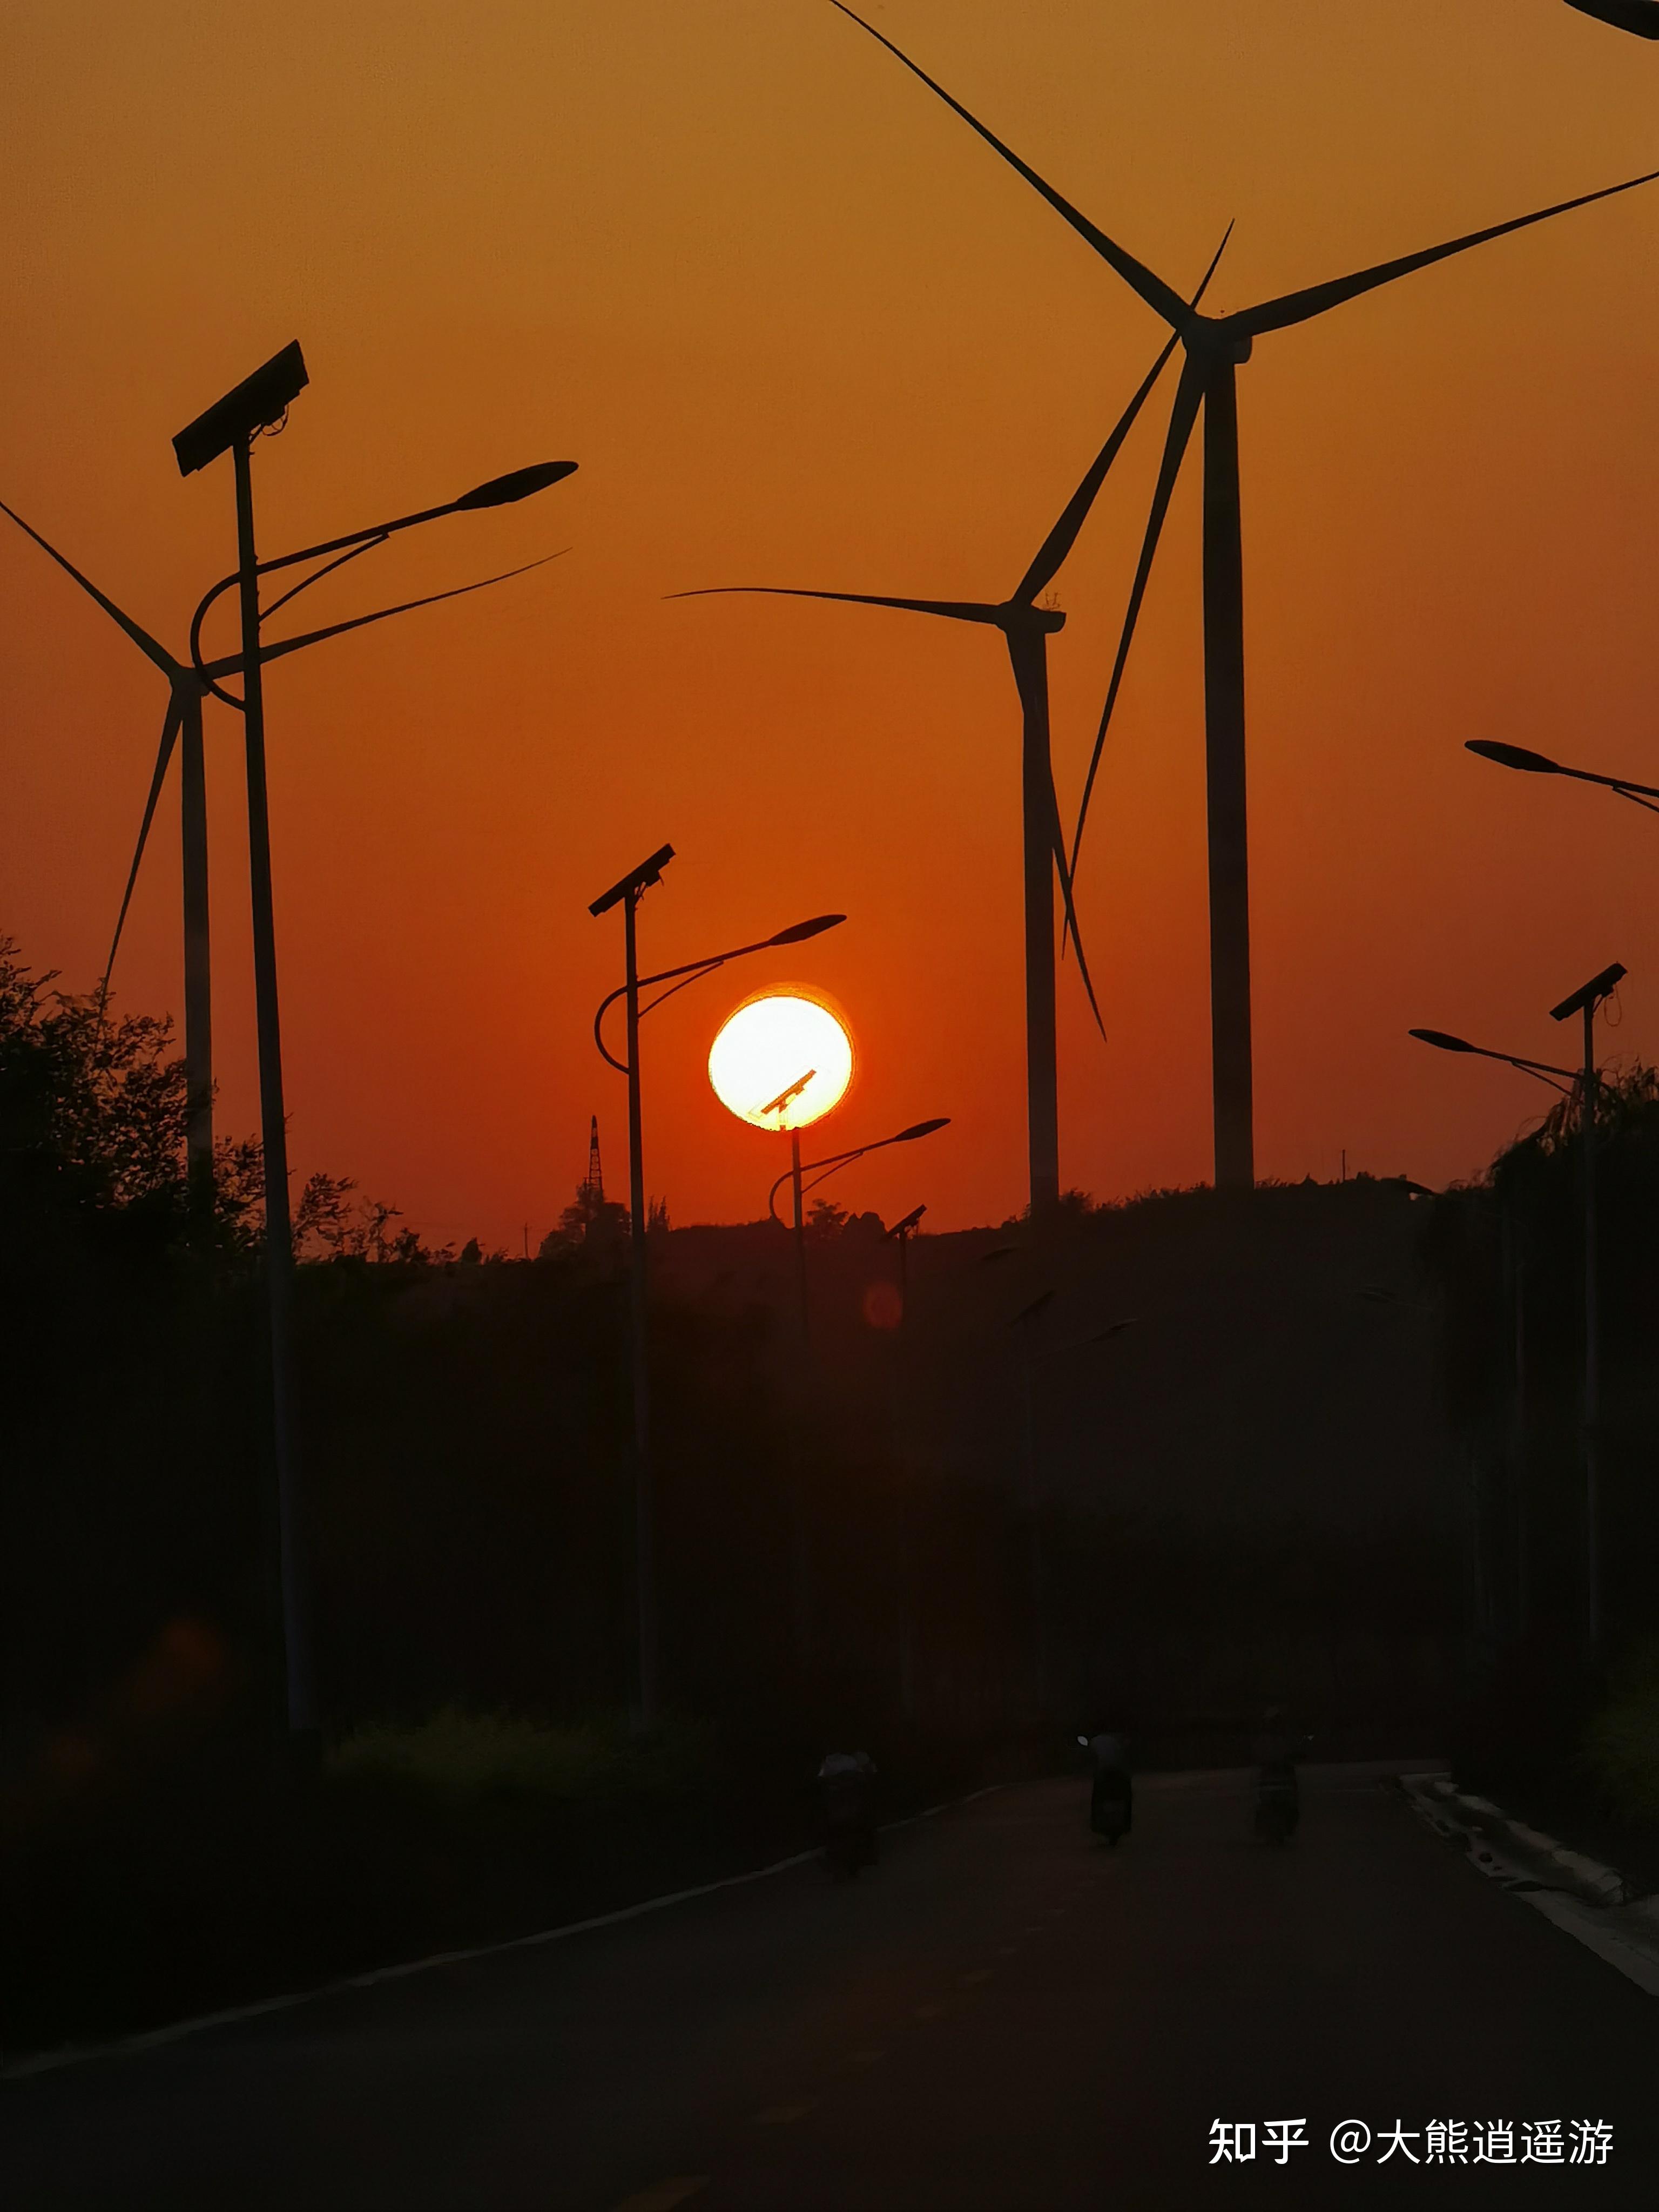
(766, 913, 845, 947)
(1466, 739, 1560, 775)
(1550, 960, 1627, 1023)
(889, 1204, 927, 1238)
(894, 1117, 950, 1143)
(590, 842, 675, 917)
(173, 342, 308, 476)
(453, 461, 577, 511)
(1410, 1028, 1476, 1054)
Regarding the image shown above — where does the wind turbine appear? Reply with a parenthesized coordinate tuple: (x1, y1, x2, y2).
(828, 0, 1659, 1190)
(673, 239, 1225, 1218)
(2, 496, 557, 1190)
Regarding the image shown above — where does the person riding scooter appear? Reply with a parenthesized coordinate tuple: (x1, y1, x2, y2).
(1250, 1705, 1300, 1842)
(818, 1750, 877, 1875)
(1079, 1728, 1133, 1842)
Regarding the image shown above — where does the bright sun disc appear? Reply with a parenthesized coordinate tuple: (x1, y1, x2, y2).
(709, 994, 853, 1131)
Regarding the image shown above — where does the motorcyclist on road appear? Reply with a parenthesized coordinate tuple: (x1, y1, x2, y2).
(1250, 1705, 1300, 1839)
(818, 1749, 878, 1869)
(1251, 1706, 1299, 1782)
(1083, 1727, 1133, 1837)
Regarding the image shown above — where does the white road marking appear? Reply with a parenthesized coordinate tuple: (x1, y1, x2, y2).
(1400, 1776, 1659, 1998)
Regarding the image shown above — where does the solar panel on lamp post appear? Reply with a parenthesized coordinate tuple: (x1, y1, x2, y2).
(591, 868, 845, 1730)
(174, 341, 576, 1742)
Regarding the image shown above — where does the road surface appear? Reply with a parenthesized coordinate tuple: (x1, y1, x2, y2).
(4, 1764, 1656, 2209)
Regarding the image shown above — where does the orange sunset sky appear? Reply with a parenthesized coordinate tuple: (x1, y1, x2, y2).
(4, 1, 1659, 1244)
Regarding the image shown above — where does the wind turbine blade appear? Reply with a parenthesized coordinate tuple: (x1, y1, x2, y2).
(102, 693, 184, 1004)
(1016, 221, 1232, 604)
(1236, 165, 1659, 339)
(0, 497, 181, 677)
(1067, 358, 1204, 930)
(1015, 338, 1178, 606)
(1564, 1, 1659, 39)
(826, 0, 1195, 339)
(202, 551, 569, 678)
(667, 584, 1002, 625)
(1046, 772, 1105, 1041)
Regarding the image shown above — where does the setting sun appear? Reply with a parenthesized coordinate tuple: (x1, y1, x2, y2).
(707, 994, 854, 1132)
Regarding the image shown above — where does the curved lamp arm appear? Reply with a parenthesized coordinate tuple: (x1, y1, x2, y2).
(1408, 1029, 1578, 1097)
(190, 460, 578, 687)
(767, 1118, 950, 1225)
(594, 914, 846, 1075)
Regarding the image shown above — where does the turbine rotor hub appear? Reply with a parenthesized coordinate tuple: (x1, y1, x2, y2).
(1190, 318, 1252, 367)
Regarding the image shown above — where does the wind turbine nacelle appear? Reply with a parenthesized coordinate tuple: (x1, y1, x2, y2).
(1004, 603, 1065, 636)
(1192, 321, 1252, 368)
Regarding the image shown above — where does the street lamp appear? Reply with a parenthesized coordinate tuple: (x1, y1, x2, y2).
(766, 1116, 950, 1346)
(1006, 1293, 1135, 1711)
(1410, 959, 1626, 1656)
(173, 339, 576, 1741)
(1466, 739, 1659, 819)
(887, 1203, 927, 1317)
(590, 858, 845, 1728)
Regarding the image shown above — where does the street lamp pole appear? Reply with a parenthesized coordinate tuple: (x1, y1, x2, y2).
(1010, 1289, 1055, 1710)
(174, 341, 577, 1741)
(1005, 1297, 1135, 1716)
(765, 1115, 948, 1676)
(172, 342, 315, 1739)
(791, 1130, 808, 1348)
(592, 841, 675, 1732)
(231, 426, 312, 1735)
(886, 1203, 926, 1723)
(889, 1202, 925, 1318)
(754, 1068, 817, 1346)
(1550, 961, 1627, 1658)
(593, 886, 846, 1725)
(625, 864, 656, 1723)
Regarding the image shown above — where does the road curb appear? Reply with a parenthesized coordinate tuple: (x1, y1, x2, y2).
(1399, 1771, 1659, 1998)
(0, 1782, 1003, 2085)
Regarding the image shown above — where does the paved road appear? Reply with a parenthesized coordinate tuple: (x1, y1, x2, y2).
(4, 1765, 1656, 2209)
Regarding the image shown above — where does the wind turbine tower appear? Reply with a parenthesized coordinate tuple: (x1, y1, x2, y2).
(676, 237, 1228, 1216)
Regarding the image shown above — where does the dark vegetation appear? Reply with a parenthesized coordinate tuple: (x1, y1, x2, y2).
(1420, 1068, 1659, 1854)
(0, 930, 1554, 2051)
